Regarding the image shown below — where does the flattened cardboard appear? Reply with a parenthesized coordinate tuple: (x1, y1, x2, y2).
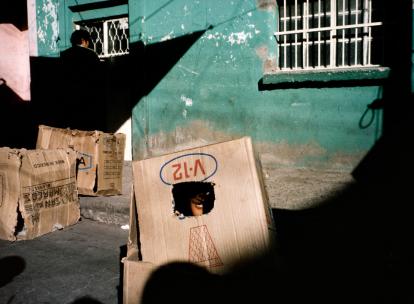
(124, 137, 275, 303)
(0, 147, 80, 241)
(36, 125, 126, 196)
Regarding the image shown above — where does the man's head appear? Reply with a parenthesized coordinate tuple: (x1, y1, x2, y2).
(70, 29, 92, 48)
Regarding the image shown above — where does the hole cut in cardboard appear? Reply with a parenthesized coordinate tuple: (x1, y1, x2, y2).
(172, 182, 215, 217)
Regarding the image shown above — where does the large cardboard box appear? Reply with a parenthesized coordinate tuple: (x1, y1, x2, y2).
(0, 147, 80, 241)
(122, 192, 156, 304)
(122, 137, 275, 303)
(36, 125, 126, 196)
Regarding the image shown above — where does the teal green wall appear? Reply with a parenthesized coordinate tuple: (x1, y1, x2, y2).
(130, 0, 383, 170)
(35, 0, 128, 56)
(35, 0, 60, 56)
(34, 1, 409, 171)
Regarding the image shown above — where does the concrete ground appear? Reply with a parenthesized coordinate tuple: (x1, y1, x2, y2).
(1, 155, 412, 304)
(79, 161, 132, 227)
(0, 218, 128, 304)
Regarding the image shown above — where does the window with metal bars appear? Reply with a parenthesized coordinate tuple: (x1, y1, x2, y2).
(275, 0, 383, 71)
(75, 17, 129, 58)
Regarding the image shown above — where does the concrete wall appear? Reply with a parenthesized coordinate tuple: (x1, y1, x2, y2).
(128, 0, 393, 209)
(29, 0, 413, 209)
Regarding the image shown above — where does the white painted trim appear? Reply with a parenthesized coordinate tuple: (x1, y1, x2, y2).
(116, 118, 132, 161)
(27, 0, 38, 56)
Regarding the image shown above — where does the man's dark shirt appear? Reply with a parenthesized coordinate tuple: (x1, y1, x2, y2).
(60, 45, 101, 84)
(59, 45, 104, 130)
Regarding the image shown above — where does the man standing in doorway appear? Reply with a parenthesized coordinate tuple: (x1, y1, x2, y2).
(60, 29, 104, 131)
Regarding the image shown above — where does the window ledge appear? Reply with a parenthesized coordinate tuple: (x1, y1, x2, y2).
(263, 67, 390, 86)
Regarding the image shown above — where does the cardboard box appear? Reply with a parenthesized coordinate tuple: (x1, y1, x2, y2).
(0, 147, 80, 241)
(122, 137, 275, 303)
(36, 125, 126, 196)
(122, 191, 156, 304)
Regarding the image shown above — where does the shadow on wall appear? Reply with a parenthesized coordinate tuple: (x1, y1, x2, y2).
(0, 1, 27, 31)
(0, 79, 34, 148)
(1, 28, 208, 150)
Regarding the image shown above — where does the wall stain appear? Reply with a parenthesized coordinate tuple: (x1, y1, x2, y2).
(256, 0, 276, 11)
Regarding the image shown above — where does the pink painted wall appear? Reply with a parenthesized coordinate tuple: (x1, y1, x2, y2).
(0, 24, 31, 101)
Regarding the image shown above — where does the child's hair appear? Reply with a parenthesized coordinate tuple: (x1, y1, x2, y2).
(172, 182, 215, 216)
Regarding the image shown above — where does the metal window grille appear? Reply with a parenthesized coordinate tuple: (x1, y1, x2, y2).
(75, 17, 129, 58)
(275, 0, 382, 71)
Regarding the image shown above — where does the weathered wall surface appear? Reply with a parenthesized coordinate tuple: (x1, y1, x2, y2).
(35, 0, 60, 57)
(30, 1, 412, 210)
(0, 25, 31, 101)
(129, 0, 383, 208)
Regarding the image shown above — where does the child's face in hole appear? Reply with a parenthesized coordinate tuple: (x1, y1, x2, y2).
(190, 193, 208, 216)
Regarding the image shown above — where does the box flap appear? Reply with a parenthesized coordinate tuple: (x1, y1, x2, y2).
(96, 132, 126, 195)
(0, 148, 21, 241)
(17, 148, 80, 240)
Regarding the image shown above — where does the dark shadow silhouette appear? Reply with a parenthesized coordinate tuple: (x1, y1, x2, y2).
(0, 78, 24, 103)
(0, 27, 209, 149)
(0, 79, 35, 148)
(117, 244, 128, 304)
(0, 1, 27, 31)
(0, 1, 33, 149)
(258, 77, 388, 90)
(141, 261, 223, 304)
(69, 0, 128, 13)
(0, 256, 26, 287)
(70, 296, 103, 304)
(128, 28, 208, 103)
(20, 28, 209, 150)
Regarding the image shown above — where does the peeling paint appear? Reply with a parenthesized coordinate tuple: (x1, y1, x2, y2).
(160, 30, 174, 42)
(178, 65, 199, 75)
(183, 5, 189, 16)
(205, 31, 254, 46)
(255, 45, 269, 60)
(256, 45, 277, 72)
(37, 0, 59, 51)
(180, 95, 193, 106)
(228, 31, 253, 45)
(205, 32, 222, 40)
(291, 102, 310, 107)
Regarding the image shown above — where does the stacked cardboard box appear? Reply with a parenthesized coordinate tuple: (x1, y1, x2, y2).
(0, 147, 80, 241)
(122, 137, 275, 303)
(36, 125, 126, 196)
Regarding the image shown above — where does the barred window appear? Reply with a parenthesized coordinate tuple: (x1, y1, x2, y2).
(75, 17, 129, 58)
(275, 0, 383, 71)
